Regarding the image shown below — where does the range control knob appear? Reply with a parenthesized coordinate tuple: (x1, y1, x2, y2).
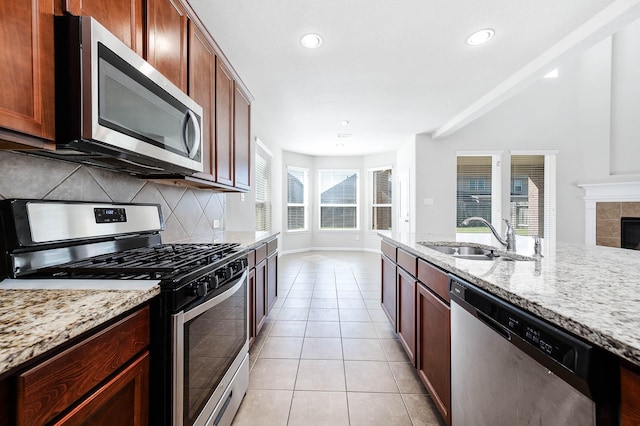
(189, 281, 207, 297)
(216, 266, 231, 281)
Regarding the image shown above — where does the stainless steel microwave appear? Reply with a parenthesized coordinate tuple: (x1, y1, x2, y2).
(43, 16, 203, 177)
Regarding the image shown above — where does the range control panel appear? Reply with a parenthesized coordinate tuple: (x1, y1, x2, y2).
(94, 207, 127, 223)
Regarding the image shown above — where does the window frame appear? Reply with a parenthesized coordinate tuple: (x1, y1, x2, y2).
(369, 166, 393, 231)
(254, 140, 272, 232)
(318, 168, 360, 231)
(286, 165, 309, 232)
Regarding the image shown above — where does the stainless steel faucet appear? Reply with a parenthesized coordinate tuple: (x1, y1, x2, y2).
(461, 217, 516, 252)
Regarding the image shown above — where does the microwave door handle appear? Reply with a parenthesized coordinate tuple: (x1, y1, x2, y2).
(182, 110, 201, 160)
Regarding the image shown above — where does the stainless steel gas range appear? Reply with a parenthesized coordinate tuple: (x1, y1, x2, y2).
(0, 199, 249, 426)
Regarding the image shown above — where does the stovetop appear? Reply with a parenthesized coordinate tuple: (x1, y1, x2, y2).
(24, 243, 241, 282)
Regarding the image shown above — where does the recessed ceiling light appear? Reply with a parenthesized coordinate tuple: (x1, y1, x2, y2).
(544, 69, 559, 79)
(339, 120, 350, 126)
(467, 29, 495, 46)
(300, 33, 323, 49)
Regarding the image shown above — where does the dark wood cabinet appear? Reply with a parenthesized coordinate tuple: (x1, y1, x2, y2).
(15, 305, 150, 426)
(397, 267, 416, 364)
(187, 21, 216, 182)
(267, 251, 278, 312)
(146, 0, 187, 91)
(417, 281, 451, 425)
(65, 0, 144, 55)
(381, 254, 397, 330)
(0, 0, 56, 149)
(215, 59, 234, 187)
(255, 258, 267, 337)
(51, 351, 149, 426)
(234, 85, 251, 190)
(621, 365, 640, 425)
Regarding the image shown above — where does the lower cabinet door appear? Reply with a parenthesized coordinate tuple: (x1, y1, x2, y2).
(255, 259, 267, 336)
(249, 267, 256, 346)
(417, 284, 451, 425)
(52, 351, 149, 426)
(381, 254, 397, 330)
(267, 253, 277, 311)
(397, 267, 416, 364)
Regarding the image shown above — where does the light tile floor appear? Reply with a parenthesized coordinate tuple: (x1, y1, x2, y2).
(232, 251, 445, 426)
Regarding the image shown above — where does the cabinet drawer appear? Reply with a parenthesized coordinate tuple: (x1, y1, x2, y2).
(247, 249, 256, 269)
(255, 243, 267, 264)
(17, 306, 150, 426)
(397, 248, 417, 277)
(418, 259, 449, 303)
(267, 238, 278, 256)
(381, 240, 397, 262)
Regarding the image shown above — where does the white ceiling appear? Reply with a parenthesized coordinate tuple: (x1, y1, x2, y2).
(187, 0, 617, 156)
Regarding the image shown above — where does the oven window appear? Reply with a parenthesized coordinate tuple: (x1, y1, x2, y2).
(183, 280, 247, 424)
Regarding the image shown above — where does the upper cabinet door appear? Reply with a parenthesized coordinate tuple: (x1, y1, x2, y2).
(0, 0, 55, 147)
(146, 0, 187, 91)
(215, 59, 234, 186)
(188, 21, 215, 181)
(65, 0, 144, 55)
(234, 85, 251, 190)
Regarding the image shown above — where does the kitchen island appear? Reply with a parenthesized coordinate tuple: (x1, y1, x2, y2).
(382, 233, 640, 366)
(381, 232, 640, 425)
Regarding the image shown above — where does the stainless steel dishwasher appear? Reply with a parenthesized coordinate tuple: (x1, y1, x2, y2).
(449, 276, 619, 425)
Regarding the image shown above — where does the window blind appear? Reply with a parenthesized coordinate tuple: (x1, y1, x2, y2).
(255, 144, 272, 231)
(456, 156, 492, 231)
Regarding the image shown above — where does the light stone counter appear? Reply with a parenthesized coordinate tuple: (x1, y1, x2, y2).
(0, 286, 159, 376)
(182, 231, 279, 249)
(382, 233, 640, 366)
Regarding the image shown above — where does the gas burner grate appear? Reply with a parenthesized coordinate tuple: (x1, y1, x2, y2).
(36, 243, 240, 281)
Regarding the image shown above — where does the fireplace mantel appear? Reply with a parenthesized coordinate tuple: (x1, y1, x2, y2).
(578, 181, 640, 245)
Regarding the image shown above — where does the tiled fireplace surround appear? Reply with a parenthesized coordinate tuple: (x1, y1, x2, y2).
(0, 151, 225, 243)
(581, 181, 640, 248)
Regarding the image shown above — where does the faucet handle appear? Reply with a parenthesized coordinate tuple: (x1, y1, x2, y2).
(533, 235, 543, 257)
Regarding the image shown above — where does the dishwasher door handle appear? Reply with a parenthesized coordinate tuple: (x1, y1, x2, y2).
(477, 310, 511, 341)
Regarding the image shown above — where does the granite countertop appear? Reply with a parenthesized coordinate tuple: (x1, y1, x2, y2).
(182, 231, 279, 249)
(0, 286, 159, 376)
(382, 233, 640, 367)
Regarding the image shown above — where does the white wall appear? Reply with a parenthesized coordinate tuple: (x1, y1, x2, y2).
(414, 37, 613, 243)
(610, 16, 640, 175)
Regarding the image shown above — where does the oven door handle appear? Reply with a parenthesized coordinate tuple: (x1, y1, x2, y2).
(182, 270, 247, 322)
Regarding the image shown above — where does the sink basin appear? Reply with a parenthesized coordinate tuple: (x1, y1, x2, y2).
(418, 242, 533, 262)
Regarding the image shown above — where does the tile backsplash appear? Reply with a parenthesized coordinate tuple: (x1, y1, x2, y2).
(595, 201, 640, 248)
(0, 151, 224, 243)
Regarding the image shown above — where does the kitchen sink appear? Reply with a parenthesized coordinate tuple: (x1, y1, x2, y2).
(418, 242, 533, 261)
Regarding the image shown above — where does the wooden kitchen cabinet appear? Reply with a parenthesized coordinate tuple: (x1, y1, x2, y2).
(234, 85, 251, 190)
(215, 59, 235, 187)
(15, 305, 150, 426)
(146, 0, 188, 91)
(397, 267, 416, 364)
(254, 258, 267, 337)
(0, 0, 56, 149)
(64, 0, 144, 55)
(621, 365, 640, 425)
(187, 21, 216, 183)
(417, 272, 451, 425)
(266, 240, 278, 312)
(51, 352, 149, 426)
(381, 252, 397, 330)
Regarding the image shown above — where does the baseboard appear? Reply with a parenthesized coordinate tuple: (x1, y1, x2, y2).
(280, 247, 381, 256)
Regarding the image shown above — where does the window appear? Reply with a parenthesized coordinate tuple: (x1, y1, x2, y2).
(319, 169, 358, 230)
(370, 168, 392, 230)
(255, 142, 272, 231)
(457, 156, 493, 231)
(510, 156, 543, 236)
(287, 166, 308, 231)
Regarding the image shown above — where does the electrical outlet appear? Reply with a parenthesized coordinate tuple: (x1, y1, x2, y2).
(213, 220, 220, 229)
